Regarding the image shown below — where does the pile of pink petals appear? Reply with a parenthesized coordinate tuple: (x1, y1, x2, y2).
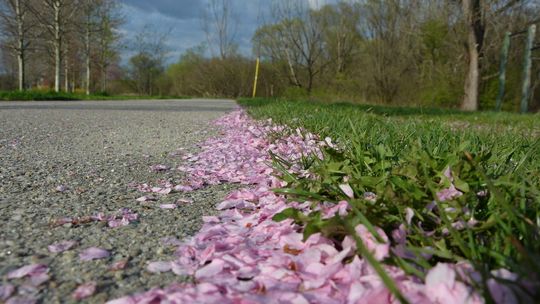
(138, 111, 323, 195)
(109, 109, 518, 304)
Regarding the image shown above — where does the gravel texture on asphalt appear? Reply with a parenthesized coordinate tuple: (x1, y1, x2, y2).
(0, 99, 237, 303)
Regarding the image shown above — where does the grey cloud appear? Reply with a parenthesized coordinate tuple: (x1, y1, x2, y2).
(119, 0, 277, 62)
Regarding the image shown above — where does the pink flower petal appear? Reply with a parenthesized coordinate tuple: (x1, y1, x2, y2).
(5, 296, 37, 304)
(443, 166, 453, 180)
(109, 260, 128, 271)
(405, 207, 414, 225)
(136, 196, 156, 202)
(7, 264, 47, 279)
(147, 261, 172, 273)
(0, 284, 15, 301)
(72, 282, 97, 300)
(79, 248, 110, 261)
(195, 259, 225, 280)
(174, 185, 194, 192)
(342, 224, 389, 261)
(158, 188, 172, 195)
(202, 216, 220, 223)
(339, 184, 354, 199)
(55, 185, 68, 193)
(160, 204, 177, 209)
(436, 184, 463, 202)
(48, 240, 77, 253)
(216, 199, 256, 210)
(106, 297, 135, 304)
(108, 219, 126, 228)
(28, 273, 50, 286)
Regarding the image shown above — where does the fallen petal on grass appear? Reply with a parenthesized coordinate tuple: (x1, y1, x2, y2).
(339, 184, 354, 199)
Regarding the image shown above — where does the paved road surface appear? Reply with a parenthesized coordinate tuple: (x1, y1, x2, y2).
(0, 99, 237, 303)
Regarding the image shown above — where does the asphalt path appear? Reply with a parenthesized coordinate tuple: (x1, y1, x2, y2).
(0, 99, 237, 303)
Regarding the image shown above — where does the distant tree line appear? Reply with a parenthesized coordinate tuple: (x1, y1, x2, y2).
(163, 0, 540, 111)
(1, 0, 539, 111)
(0, 0, 123, 94)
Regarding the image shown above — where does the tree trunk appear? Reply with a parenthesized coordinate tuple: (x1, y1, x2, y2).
(463, 38, 480, 111)
(337, 31, 345, 74)
(54, 40, 61, 92)
(17, 50, 25, 91)
(64, 43, 70, 92)
(101, 66, 107, 92)
(85, 25, 91, 95)
(284, 47, 301, 87)
(15, 0, 25, 91)
(461, 0, 484, 111)
(307, 65, 314, 94)
(54, 3, 61, 92)
(64, 57, 69, 92)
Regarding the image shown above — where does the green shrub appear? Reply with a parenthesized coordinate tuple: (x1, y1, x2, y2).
(282, 86, 309, 101)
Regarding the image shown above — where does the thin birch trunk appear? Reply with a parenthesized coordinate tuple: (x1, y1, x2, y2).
(85, 23, 91, 95)
(15, 0, 25, 90)
(53, 1, 61, 92)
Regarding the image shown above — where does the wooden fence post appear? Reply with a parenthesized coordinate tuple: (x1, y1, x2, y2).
(496, 32, 511, 111)
(520, 25, 536, 113)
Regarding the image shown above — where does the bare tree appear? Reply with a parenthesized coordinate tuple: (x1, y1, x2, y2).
(254, 0, 328, 93)
(0, 0, 35, 90)
(31, 0, 78, 92)
(202, 0, 238, 59)
(128, 25, 169, 95)
(80, 0, 100, 95)
(253, 22, 302, 88)
(358, 0, 423, 103)
(95, 0, 122, 92)
(319, 1, 362, 74)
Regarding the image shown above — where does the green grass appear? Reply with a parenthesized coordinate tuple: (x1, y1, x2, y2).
(239, 98, 540, 302)
(0, 90, 190, 101)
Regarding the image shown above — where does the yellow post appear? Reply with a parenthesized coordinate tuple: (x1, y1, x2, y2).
(252, 57, 260, 98)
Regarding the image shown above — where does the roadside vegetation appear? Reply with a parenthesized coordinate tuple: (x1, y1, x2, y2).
(0, 90, 188, 101)
(2, 1, 539, 111)
(164, 1, 540, 113)
(240, 98, 540, 302)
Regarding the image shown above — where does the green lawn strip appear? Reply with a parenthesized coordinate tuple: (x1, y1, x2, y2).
(240, 98, 540, 302)
(0, 90, 190, 101)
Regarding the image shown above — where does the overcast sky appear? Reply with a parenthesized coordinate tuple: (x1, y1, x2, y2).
(119, 0, 330, 64)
